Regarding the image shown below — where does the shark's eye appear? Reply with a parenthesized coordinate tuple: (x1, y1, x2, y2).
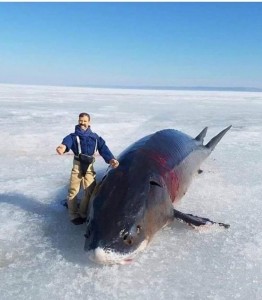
(136, 225, 142, 234)
(150, 180, 162, 187)
(123, 233, 133, 245)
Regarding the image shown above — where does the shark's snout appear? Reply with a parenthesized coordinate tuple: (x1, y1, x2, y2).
(87, 239, 149, 265)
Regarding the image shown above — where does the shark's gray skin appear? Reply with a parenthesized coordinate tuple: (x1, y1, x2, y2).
(84, 126, 231, 264)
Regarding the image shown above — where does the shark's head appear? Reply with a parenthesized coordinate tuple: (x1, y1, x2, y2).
(84, 156, 174, 265)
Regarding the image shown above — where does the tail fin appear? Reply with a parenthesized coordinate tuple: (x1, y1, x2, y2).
(195, 127, 208, 144)
(205, 125, 232, 151)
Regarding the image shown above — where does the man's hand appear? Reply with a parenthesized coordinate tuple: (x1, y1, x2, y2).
(109, 158, 119, 168)
(56, 144, 66, 155)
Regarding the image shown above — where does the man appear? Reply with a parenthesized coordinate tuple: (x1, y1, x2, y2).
(56, 112, 119, 225)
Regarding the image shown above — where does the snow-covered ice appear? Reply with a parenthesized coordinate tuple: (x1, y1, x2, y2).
(0, 83, 261, 299)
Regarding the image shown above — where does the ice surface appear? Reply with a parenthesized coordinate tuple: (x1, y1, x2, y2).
(0, 83, 261, 299)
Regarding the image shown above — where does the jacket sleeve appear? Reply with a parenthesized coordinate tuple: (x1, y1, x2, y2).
(97, 136, 115, 163)
(62, 134, 74, 153)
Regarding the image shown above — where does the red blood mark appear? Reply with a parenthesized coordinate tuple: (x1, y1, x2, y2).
(142, 149, 168, 169)
(166, 171, 179, 202)
(143, 149, 180, 202)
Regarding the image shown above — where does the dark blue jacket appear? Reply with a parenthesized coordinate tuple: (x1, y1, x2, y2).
(62, 125, 115, 164)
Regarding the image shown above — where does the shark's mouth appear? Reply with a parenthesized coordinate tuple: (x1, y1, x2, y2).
(88, 240, 149, 265)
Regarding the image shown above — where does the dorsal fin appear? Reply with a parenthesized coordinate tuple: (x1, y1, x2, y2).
(205, 125, 232, 151)
(195, 127, 208, 144)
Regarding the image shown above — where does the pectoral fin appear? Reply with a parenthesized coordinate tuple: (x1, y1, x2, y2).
(173, 209, 230, 228)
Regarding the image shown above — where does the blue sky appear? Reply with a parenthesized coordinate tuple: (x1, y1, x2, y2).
(0, 2, 262, 88)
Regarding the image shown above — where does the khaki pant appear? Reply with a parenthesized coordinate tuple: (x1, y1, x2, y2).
(67, 159, 96, 220)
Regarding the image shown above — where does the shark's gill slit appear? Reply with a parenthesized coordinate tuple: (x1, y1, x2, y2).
(149, 180, 162, 187)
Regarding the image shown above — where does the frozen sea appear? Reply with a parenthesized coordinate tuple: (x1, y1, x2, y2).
(0, 83, 261, 299)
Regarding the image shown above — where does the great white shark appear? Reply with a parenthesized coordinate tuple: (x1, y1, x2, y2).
(84, 126, 231, 264)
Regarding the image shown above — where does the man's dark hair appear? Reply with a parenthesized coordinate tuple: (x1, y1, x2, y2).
(79, 112, 90, 120)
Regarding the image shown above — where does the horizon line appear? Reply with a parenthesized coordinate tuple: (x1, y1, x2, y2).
(0, 82, 261, 93)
